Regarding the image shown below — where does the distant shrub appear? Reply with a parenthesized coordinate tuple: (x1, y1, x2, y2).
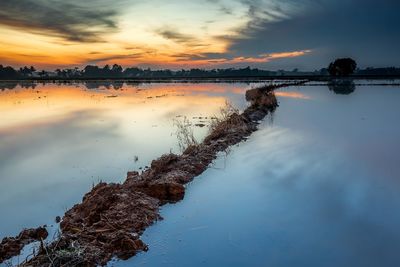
(328, 58, 357, 76)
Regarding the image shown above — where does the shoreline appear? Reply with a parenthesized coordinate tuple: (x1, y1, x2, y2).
(0, 75, 400, 84)
(0, 81, 306, 266)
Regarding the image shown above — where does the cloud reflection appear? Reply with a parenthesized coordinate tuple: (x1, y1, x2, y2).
(275, 91, 311, 99)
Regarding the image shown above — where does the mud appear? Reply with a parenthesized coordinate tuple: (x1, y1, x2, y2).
(0, 227, 48, 263)
(0, 81, 306, 266)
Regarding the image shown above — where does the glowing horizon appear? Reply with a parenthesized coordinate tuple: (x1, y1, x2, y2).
(1, 0, 398, 70)
(0, 0, 312, 70)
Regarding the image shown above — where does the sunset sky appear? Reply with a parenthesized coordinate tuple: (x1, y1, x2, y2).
(0, 0, 399, 70)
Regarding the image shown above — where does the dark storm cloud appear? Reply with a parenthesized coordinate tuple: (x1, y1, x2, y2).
(0, 0, 125, 42)
(228, 0, 400, 69)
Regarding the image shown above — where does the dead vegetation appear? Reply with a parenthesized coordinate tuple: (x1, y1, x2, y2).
(1, 81, 307, 267)
(174, 100, 240, 155)
(0, 227, 48, 264)
(209, 100, 240, 133)
(22, 182, 160, 266)
(173, 116, 198, 152)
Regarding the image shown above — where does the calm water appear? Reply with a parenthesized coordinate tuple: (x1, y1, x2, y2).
(1, 81, 400, 267)
(115, 82, 400, 267)
(0, 82, 251, 241)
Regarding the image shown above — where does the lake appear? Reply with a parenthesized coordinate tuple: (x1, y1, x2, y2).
(1, 81, 400, 267)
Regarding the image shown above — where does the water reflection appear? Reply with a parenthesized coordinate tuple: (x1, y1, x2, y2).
(84, 81, 126, 90)
(328, 79, 356, 95)
(275, 91, 311, 99)
(0, 81, 37, 91)
(0, 81, 129, 91)
(3, 81, 400, 267)
(0, 80, 288, 91)
(117, 83, 400, 267)
(0, 82, 250, 239)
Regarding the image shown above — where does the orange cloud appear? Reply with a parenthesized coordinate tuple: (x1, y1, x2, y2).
(0, 1, 315, 70)
(104, 49, 312, 69)
(264, 50, 312, 59)
(0, 23, 311, 70)
(159, 49, 312, 68)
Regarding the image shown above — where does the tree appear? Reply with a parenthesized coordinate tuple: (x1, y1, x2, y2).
(111, 64, 123, 77)
(0, 65, 19, 79)
(19, 66, 33, 77)
(328, 58, 357, 76)
(83, 65, 101, 78)
(39, 70, 46, 78)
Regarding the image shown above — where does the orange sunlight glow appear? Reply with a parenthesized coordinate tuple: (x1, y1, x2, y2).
(0, 6, 312, 70)
(0, 0, 313, 69)
(121, 49, 312, 69)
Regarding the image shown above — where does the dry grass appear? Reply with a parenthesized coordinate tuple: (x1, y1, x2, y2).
(208, 100, 240, 133)
(20, 241, 87, 267)
(173, 116, 198, 152)
(12, 230, 88, 267)
(172, 101, 241, 154)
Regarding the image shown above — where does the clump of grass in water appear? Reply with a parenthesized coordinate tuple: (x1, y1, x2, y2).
(209, 100, 240, 133)
(173, 101, 240, 153)
(173, 116, 198, 152)
(206, 101, 242, 169)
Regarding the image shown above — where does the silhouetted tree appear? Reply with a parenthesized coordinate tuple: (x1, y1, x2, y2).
(38, 70, 46, 78)
(0, 65, 19, 79)
(328, 58, 357, 76)
(6, 62, 400, 80)
(357, 67, 400, 76)
(111, 64, 123, 77)
(19, 66, 33, 77)
(123, 67, 143, 77)
(55, 69, 63, 77)
(103, 65, 111, 74)
(83, 65, 101, 78)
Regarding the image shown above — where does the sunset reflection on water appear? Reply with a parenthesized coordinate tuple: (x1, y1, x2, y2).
(0, 82, 249, 239)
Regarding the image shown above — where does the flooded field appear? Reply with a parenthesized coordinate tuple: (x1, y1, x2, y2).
(0, 82, 253, 241)
(116, 81, 400, 267)
(1, 81, 400, 266)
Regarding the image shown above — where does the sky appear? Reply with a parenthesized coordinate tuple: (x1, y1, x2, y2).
(0, 0, 399, 70)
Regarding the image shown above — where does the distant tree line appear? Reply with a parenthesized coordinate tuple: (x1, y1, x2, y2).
(80, 65, 277, 78)
(1, 63, 400, 80)
(0, 65, 23, 79)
